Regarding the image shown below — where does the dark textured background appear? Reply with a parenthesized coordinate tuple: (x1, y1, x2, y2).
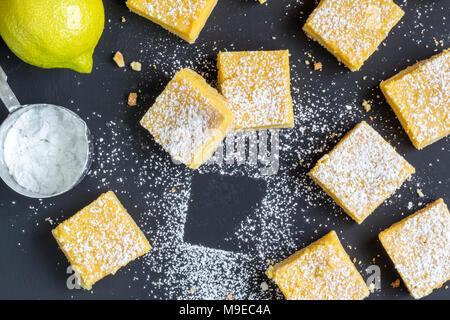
(0, 0, 448, 300)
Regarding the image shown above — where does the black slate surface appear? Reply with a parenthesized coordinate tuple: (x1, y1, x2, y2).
(0, 0, 449, 300)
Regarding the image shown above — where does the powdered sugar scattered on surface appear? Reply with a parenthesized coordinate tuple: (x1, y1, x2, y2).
(1, 0, 449, 300)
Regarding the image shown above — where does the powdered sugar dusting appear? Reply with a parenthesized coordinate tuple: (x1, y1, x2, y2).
(310, 121, 415, 223)
(52, 191, 151, 290)
(126, 0, 209, 29)
(379, 199, 450, 299)
(304, 0, 404, 70)
(381, 50, 450, 149)
(140, 69, 226, 167)
(267, 231, 369, 300)
(218, 50, 293, 129)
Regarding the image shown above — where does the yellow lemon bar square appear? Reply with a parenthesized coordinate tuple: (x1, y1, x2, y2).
(126, 0, 218, 43)
(309, 121, 415, 224)
(379, 199, 450, 299)
(266, 231, 370, 300)
(380, 50, 450, 149)
(140, 68, 233, 169)
(303, 0, 404, 71)
(217, 50, 294, 130)
(52, 191, 151, 290)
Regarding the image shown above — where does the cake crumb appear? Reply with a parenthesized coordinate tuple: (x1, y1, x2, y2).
(417, 189, 424, 197)
(130, 61, 142, 71)
(113, 51, 125, 67)
(121, 17, 126, 23)
(189, 286, 195, 294)
(44, 217, 54, 225)
(226, 293, 233, 300)
(362, 100, 372, 112)
(127, 93, 137, 107)
(368, 283, 376, 293)
(391, 279, 401, 288)
(313, 62, 322, 70)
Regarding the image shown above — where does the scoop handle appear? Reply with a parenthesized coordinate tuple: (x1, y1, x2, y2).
(0, 66, 21, 113)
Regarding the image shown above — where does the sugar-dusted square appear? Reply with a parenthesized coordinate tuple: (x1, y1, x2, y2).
(266, 231, 370, 300)
(309, 121, 415, 224)
(52, 191, 151, 290)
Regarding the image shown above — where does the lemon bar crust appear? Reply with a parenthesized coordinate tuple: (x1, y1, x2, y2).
(379, 199, 450, 299)
(266, 231, 370, 300)
(52, 191, 151, 290)
(309, 121, 415, 224)
(126, 0, 218, 43)
(380, 50, 450, 149)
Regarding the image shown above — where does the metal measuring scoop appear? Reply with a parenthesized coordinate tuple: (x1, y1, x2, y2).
(0, 66, 93, 198)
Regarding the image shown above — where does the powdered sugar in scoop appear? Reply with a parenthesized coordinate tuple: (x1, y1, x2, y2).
(3, 106, 90, 196)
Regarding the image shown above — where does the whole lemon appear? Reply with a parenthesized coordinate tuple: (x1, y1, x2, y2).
(0, 0, 104, 73)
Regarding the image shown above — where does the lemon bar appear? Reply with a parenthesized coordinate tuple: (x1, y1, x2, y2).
(380, 50, 450, 149)
(52, 191, 151, 290)
(266, 231, 370, 300)
(140, 68, 233, 169)
(303, 0, 404, 71)
(126, 0, 218, 44)
(217, 50, 294, 130)
(309, 121, 415, 224)
(379, 199, 450, 299)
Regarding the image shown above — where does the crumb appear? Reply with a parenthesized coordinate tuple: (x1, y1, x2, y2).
(226, 294, 233, 300)
(368, 283, 375, 293)
(171, 187, 176, 193)
(189, 286, 195, 294)
(305, 60, 310, 65)
(128, 93, 137, 107)
(113, 51, 125, 68)
(44, 217, 53, 225)
(391, 279, 401, 288)
(313, 62, 322, 70)
(362, 100, 372, 112)
(121, 17, 126, 23)
(130, 61, 142, 71)
(416, 189, 424, 198)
